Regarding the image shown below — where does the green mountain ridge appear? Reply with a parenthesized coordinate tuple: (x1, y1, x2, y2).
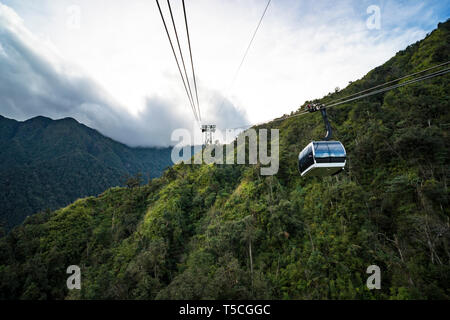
(0, 20, 449, 300)
(0, 115, 174, 231)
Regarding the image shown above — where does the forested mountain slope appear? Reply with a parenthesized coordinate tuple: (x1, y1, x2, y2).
(0, 20, 449, 300)
(0, 115, 173, 230)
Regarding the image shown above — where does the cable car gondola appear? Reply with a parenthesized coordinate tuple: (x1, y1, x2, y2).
(298, 104, 346, 177)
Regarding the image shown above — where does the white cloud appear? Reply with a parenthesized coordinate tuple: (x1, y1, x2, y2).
(0, 0, 446, 146)
(0, 2, 247, 146)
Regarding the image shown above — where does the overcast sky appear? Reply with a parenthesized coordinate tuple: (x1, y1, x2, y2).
(0, 0, 449, 146)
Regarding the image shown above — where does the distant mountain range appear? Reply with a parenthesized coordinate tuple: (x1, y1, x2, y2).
(0, 115, 174, 230)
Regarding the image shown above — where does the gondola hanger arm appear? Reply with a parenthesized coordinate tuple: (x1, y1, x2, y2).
(305, 103, 332, 141)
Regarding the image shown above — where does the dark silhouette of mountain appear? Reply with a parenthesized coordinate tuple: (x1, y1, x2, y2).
(0, 115, 174, 230)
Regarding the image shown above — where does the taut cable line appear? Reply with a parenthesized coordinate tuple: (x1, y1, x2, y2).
(156, 0, 199, 123)
(229, 65, 450, 130)
(182, 0, 201, 122)
(166, 0, 199, 122)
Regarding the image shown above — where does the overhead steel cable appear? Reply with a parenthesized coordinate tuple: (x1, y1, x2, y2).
(166, 0, 199, 122)
(230, 66, 450, 130)
(230, 0, 272, 89)
(182, 0, 201, 122)
(326, 67, 450, 108)
(229, 110, 309, 130)
(166, 1, 199, 122)
(156, 0, 199, 123)
(217, 0, 272, 114)
(325, 60, 450, 106)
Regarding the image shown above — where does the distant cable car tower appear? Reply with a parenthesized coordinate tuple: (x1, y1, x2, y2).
(201, 125, 216, 146)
